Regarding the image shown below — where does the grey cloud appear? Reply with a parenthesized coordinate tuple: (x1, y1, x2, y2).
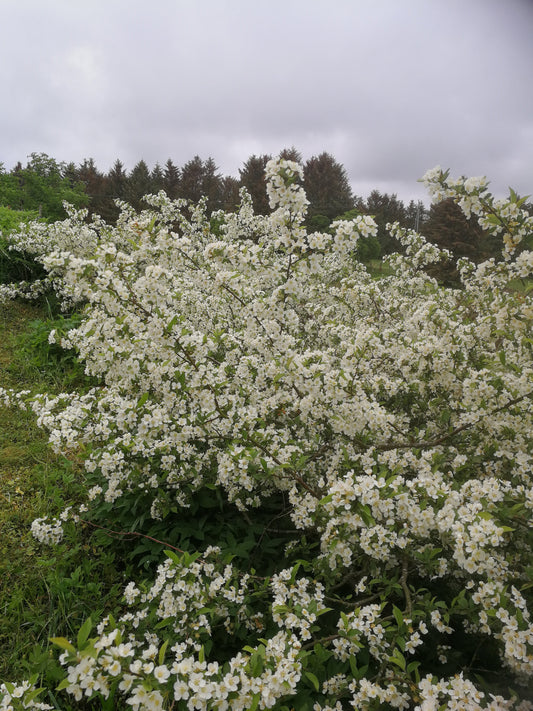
(1, 0, 531, 204)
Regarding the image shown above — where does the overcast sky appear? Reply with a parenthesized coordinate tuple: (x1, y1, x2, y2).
(1, 0, 532, 203)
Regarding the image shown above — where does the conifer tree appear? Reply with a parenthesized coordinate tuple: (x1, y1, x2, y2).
(220, 176, 240, 212)
(201, 157, 223, 212)
(163, 159, 180, 199)
(125, 160, 152, 210)
(238, 154, 272, 215)
(179, 156, 206, 204)
(107, 160, 127, 200)
(105, 160, 128, 222)
(151, 163, 165, 193)
(303, 152, 354, 221)
(423, 197, 497, 261)
(279, 146, 303, 163)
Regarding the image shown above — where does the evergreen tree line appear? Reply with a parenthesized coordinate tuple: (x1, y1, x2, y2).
(2, 150, 527, 264)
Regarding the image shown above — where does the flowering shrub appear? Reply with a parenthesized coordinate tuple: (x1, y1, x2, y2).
(0, 677, 51, 710)
(1, 159, 533, 709)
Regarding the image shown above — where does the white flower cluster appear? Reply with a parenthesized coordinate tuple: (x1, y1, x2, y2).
(30, 517, 64, 545)
(122, 548, 254, 640)
(471, 581, 533, 679)
(271, 568, 327, 640)
(263, 157, 310, 253)
(61, 629, 303, 710)
(0, 680, 52, 710)
(0, 387, 31, 410)
(57, 552, 307, 710)
(415, 673, 533, 711)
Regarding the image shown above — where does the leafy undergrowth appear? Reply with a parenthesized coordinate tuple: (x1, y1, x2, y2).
(0, 300, 124, 693)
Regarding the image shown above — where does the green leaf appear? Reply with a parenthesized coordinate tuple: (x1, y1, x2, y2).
(24, 688, 46, 705)
(349, 655, 358, 677)
(290, 561, 302, 582)
(358, 504, 375, 526)
(77, 617, 93, 649)
(159, 640, 169, 666)
(165, 315, 179, 333)
(250, 650, 264, 677)
(392, 605, 404, 630)
(305, 671, 320, 691)
(50, 637, 76, 655)
(155, 617, 173, 630)
(164, 549, 182, 565)
(356, 664, 369, 680)
(137, 392, 149, 408)
(407, 660, 421, 674)
(389, 649, 406, 671)
(249, 693, 261, 711)
(313, 643, 331, 663)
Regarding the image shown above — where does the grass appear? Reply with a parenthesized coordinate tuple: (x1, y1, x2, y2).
(0, 299, 124, 693)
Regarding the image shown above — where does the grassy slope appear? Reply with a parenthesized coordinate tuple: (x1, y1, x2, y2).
(0, 300, 121, 686)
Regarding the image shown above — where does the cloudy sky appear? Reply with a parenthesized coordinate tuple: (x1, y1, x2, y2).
(1, 0, 532, 203)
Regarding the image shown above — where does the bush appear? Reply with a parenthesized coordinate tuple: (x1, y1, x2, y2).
(1, 160, 533, 710)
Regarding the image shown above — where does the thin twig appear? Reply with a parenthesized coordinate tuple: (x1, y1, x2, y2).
(400, 555, 412, 618)
(79, 517, 186, 553)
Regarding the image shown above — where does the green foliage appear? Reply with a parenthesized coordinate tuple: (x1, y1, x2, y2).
(0, 206, 46, 284)
(0, 153, 89, 221)
(16, 313, 97, 391)
(305, 213, 331, 233)
(363, 189, 410, 255)
(89, 485, 299, 577)
(0, 205, 40, 234)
